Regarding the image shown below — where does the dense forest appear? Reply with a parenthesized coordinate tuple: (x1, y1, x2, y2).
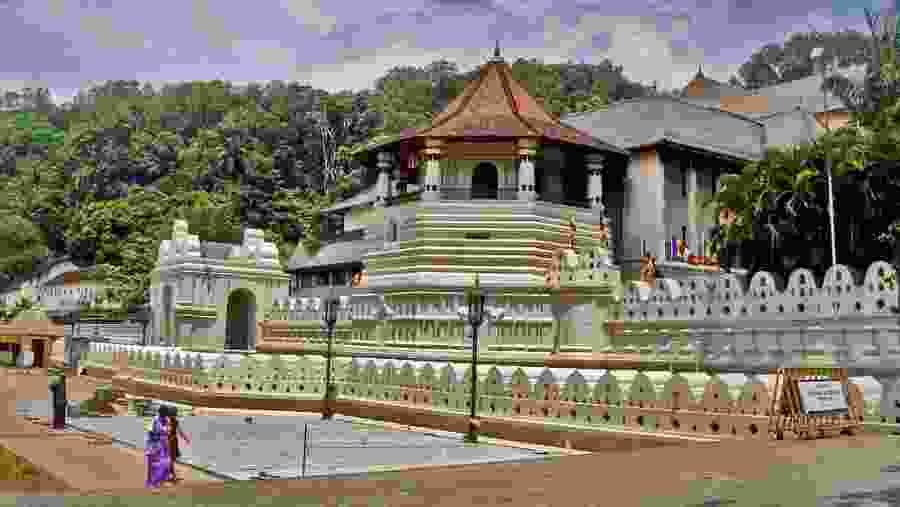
(0, 26, 896, 311)
(0, 56, 655, 310)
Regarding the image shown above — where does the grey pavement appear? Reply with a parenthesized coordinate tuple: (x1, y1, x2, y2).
(819, 466, 900, 507)
(13, 400, 548, 481)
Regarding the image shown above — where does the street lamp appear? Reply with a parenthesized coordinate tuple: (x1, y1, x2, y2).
(320, 292, 340, 420)
(810, 46, 838, 270)
(456, 274, 505, 443)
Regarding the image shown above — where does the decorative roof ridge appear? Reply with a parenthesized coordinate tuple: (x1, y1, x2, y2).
(750, 64, 867, 94)
(495, 62, 542, 137)
(565, 94, 765, 127)
(666, 95, 767, 127)
(420, 57, 491, 135)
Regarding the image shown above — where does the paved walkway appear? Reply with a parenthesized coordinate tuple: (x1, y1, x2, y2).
(5, 367, 900, 506)
(0, 369, 217, 494)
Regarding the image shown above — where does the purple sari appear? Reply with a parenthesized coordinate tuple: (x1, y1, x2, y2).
(145, 415, 172, 488)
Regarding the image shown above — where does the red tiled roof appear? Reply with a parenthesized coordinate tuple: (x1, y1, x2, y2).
(398, 57, 617, 150)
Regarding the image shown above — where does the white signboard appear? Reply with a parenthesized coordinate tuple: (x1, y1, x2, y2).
(797, 380, 849, 416)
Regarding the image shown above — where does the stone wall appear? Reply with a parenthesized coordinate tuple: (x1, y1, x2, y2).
(624, 261, 896, 323)
(618, 262, 900, 375)
(80, 342, 875, 439)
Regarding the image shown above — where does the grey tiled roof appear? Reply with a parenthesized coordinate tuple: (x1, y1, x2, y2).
(644, 130, 764, 160)
(321, 186, 378, 214)
(682, 75, 752, 99)
(286, 243, 313, 271)
(680, 65, 866, 118)
(287, 238, 383, 271)
(563, 96, 765, 160)
(42, 265, 105, 286)
(739, 70, 857, 118)
(756, 107, 818, 147)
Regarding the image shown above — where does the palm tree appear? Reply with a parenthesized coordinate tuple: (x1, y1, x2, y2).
(820, 9, 899, 121)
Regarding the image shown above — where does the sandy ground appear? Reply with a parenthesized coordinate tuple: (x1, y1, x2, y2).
(2, 367, 895, 506)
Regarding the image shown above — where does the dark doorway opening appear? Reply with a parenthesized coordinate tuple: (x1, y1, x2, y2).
(32, 340, 44, 368)
(471, 162, 499, 199)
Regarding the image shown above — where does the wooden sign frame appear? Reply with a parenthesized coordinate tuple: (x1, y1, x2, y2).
(768, 367, 862, 440)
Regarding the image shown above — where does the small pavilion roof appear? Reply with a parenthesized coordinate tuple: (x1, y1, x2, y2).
(355, 43, 626, 156)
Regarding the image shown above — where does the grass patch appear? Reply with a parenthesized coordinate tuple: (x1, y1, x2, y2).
(643, 435, 900, 507)
(0, 445, 41, 481)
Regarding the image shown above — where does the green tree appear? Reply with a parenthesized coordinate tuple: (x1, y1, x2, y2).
(369, 77, 434, 137)
(0, 215, 49, 277)
(510, 58, 568, 117)
(65, 187, 189, 308)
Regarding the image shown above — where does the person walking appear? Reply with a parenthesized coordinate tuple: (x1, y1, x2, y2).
(165, 405, 191, 483)
(144, 405, 172, 488)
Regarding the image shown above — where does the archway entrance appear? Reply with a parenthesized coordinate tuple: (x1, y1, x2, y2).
(225, 289, 256, 350)
(471, 162, 499, 199)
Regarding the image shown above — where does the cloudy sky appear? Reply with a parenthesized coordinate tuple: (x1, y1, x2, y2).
(0, 0, 893, 102)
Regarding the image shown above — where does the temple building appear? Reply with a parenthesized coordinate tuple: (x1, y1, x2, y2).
(287, 43, 626, 352)
(564, 63, 864, 275)
(287, 43, 629, 291)
(288, 54, 862, 298)
(279, 47, 868, 353)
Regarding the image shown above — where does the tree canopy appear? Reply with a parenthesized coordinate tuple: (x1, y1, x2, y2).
(709, 15, 900, 282)
(0, 57, 652, 310)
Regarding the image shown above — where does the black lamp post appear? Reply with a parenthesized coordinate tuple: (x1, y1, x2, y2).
(463, 274, 486, 443)
(321, 293, 340, 420)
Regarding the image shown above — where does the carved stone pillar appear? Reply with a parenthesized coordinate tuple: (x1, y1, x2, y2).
(686, 161, 701, 256)
(517, 139, 537, 201)
(375, 151, 393, 205)
(586, 153, 605, 214)
(422, 145, 442, 202)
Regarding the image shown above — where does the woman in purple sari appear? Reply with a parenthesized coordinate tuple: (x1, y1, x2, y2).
(145, 406, 172, 488)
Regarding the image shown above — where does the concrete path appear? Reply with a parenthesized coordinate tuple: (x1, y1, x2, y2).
(0, 369, 218, 493)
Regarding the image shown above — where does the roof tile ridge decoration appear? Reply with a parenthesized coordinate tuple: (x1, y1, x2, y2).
(666, 95, 766, 127)
(561, 95, 663, 121)
(495, 61, 542, 137)
(420, 63, 490, 136)
(750, 65, 864, 95)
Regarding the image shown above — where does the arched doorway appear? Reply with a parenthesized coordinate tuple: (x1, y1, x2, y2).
(162, 285, 174, 346)
(471, 162, 499, 199)
(225, 289, 256, 350)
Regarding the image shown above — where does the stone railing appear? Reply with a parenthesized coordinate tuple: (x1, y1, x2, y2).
(82, 342, 330, 397)
(623, 261, 897, 323)
(77, 343, 882, 436)
(265, 296, 353, 322)
(616, 261, 900, 380)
